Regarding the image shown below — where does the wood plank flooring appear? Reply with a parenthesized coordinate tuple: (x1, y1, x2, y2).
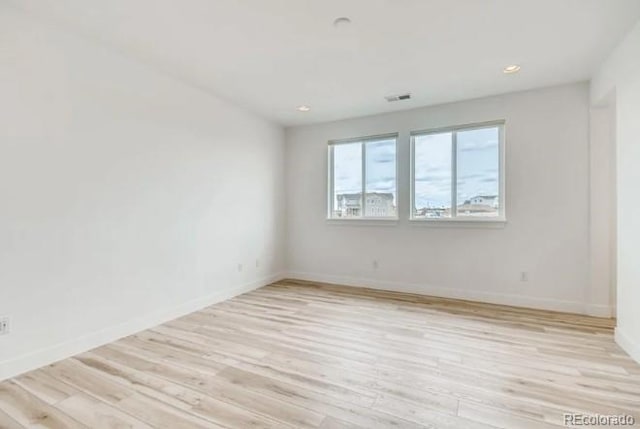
(1, 279, 639, 428)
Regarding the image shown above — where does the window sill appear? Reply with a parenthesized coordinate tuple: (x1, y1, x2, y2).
(409, 218, 507, 228)
(326, 218, 399, 227)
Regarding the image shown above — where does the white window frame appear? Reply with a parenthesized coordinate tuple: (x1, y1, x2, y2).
(410, 120, 506, 223)
(327, 133, 399, 221)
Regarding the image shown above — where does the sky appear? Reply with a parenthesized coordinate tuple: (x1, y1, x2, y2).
(333, 138, 396, 202)
(414, 127, 499, 208)
(333, 127, 499, 209)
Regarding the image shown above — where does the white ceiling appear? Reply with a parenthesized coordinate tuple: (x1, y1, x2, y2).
(12, 0, 640, 126)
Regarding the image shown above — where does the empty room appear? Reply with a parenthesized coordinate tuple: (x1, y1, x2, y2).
(2, 0, 640, 428)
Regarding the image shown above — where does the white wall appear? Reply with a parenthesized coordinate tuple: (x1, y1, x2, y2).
(592, 20, 640, 364)
(286, 83, 608, 315)
(0, 5, 285, 380)
(588, 101, 616, 318)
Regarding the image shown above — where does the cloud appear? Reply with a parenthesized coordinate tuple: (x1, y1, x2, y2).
(459, 173, 485, 180)
(415, 175, 449, 183)
(366, 179, 396, 192)
(373, 156, 395, 163)
(459, 139, 498, 152)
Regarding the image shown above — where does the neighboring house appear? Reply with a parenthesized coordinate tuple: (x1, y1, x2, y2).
(416, 206, 448, 218)
(336, 192, 395, 217)
(467, 195, 498, 208)
(457, 194, 499, 216)
(416, 194, 499, 218)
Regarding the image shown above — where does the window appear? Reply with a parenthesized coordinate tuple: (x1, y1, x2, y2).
(328, 134, 398, 219)
(411, 122, 504, 221)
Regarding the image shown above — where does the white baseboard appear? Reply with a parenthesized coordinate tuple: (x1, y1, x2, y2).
(584, 304, 615, 318)
(286, 271, 613, 317)
(0, 272, 284, 382)
(615, 327, 640, 365)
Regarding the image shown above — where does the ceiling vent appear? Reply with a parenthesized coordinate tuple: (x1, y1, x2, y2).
(385, 93, 411, 102)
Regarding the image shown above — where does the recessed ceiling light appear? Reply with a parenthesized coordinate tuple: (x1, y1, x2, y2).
(333, 17, 352, 28)
(503, 64, 521, 74)
(296, 105, 311, 112)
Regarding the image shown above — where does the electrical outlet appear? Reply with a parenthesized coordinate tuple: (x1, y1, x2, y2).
(237, 263, 243, 272)
(0, 317, 10, 336)
(255, 259, 260, 268)
(520, 271, 529, 282)
(372, 260, 379, 270)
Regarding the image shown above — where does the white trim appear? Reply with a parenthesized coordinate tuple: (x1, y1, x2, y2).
(0, 272, 284, 382)
(451, 129, 458, 217)
(615, 327, 640, 365)
(361, 141, 367, 216)
(584, 304, 614, 318)
(326, 218, 398, 226)
(408, 218, 506, 228)
(286, 272, 613, 316)
(499, 123, 507, 220)
(410, 120, 506, 136)
(328, 132, 399, 146)
(327, 144, 335, 219)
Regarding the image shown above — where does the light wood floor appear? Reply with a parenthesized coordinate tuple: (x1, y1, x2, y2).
(1, 279, 639, 429)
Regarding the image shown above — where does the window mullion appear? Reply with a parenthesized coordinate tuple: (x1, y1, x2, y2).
(500, 125, 506, 219)
(361, 142, 367, 218)
(451, 131, 458, 218)
(410, 136, 415, 219)
(329, 145, 335, 218)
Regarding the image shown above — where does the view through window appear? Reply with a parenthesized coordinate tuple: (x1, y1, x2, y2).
(329, 135, 397, 219)
(412, 123, 503, 219)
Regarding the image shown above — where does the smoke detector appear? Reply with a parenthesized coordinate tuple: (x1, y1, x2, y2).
(333, 17, 352, 28)
(385, 93, 411, 102)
